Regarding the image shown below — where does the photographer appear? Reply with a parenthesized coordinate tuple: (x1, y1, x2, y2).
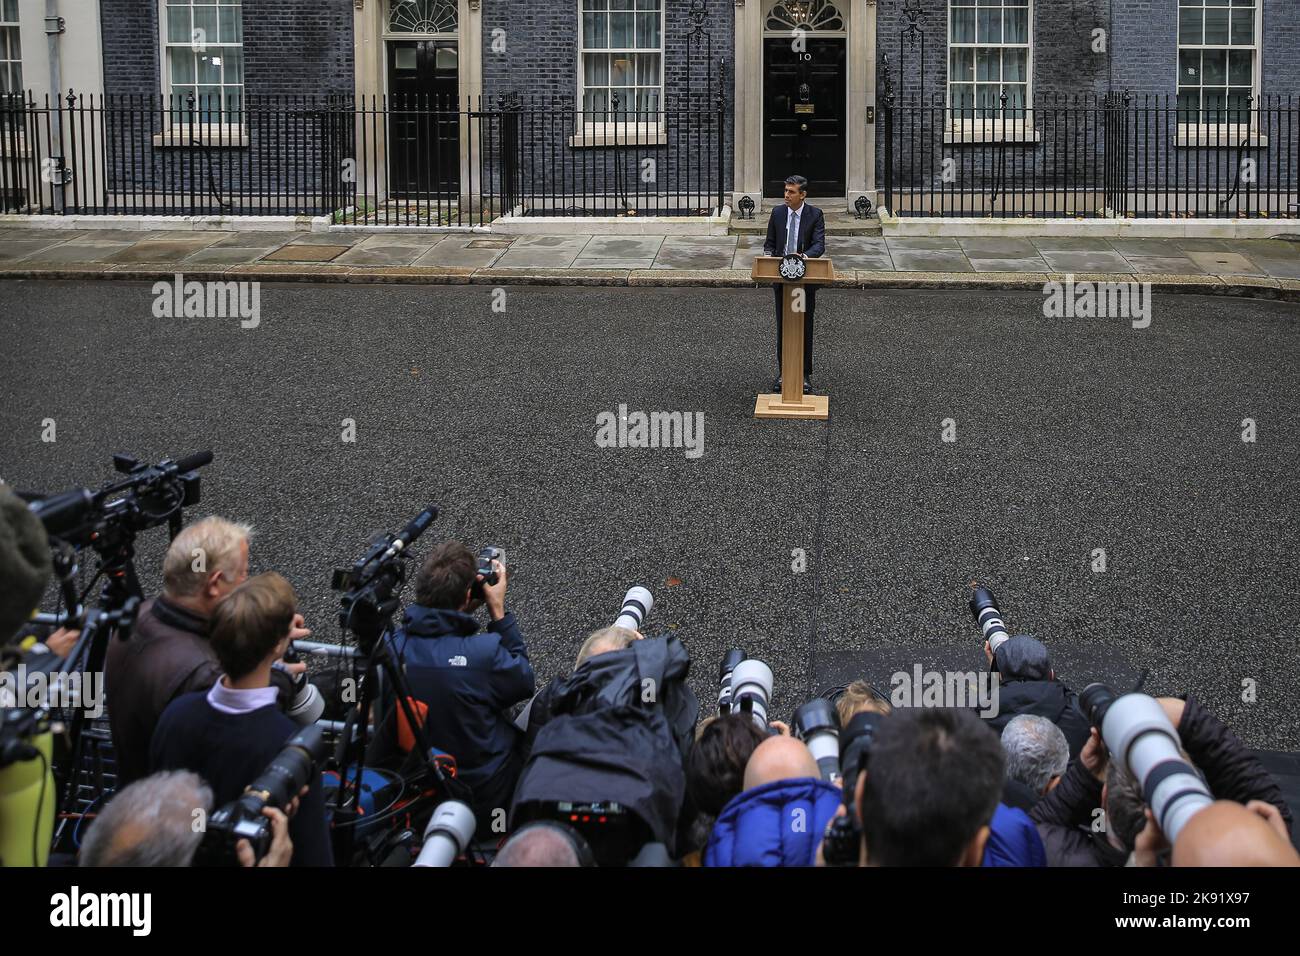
(1037, 694, 1295, 866)
(519, 625, 642, 755)
(681, 714, 768, 864)
(510, 631, 698, 861)
(826, 707, 1006, 866)
(105, 516, 310, 786)
(704, 734, 841, 867)
(79, 770, 292, 867)
(1000, 714, 1069, 810)
(382, 541, 534, 828)
(981, 635, 1090, 759)
(149, 572, 331, 866)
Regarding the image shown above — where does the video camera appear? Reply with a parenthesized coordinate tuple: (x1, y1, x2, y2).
(28, 450, 212, 552)
(331, 506, 438, 649)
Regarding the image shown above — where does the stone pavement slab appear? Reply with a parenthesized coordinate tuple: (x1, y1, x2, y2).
(1185, 251, 1266, 276)
(969, 255, 1050, 272)
(887, 249, 975, 272)
(1037, 249, 1136, 274)
(0, 237, 67, 262)
(413, 236, 509, 269)
(1120, 255, 1208, 275)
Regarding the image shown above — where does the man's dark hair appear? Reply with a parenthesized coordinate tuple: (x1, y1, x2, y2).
(209, 572, 296, 680)
(686, 713, 768, 817)
(784, 174, 808, 193)
(859, 708, 1005, 866)
(414, 540, 476, 609)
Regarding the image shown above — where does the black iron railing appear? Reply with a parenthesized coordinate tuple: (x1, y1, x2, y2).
(0, 91, 728, 223)
(879, 92, 1300, 219)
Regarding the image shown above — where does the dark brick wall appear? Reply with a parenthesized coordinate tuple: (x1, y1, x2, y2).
(479, 0, 734, 206)
(100, 0, 353, 97)
(97, 0, 353, 211)
(874, 0, 1300, 210)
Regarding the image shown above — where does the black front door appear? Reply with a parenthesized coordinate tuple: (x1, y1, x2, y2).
(387, 39, 459, 198)
(763, 37, 846, 199)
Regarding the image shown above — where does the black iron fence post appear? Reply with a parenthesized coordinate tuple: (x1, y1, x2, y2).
(716, 59, 726, 215)
(879, 56, 895, 215)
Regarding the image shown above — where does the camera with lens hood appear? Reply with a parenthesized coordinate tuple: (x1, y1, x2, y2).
(969, 585, 1012, 658)
(195, 723, 330, 866)
(1080, 683, 1213, 846)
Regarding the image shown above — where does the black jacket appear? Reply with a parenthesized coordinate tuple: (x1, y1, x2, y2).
(1177, 695, 1293, 833)
(763, 203, 826, 258)
(984, 677, 1093, 759)
(1030, 760, 1129, 867)
(1030, 695, 1295, 865)
(511, 636, 699, 852)
(106, 597, 294, 787)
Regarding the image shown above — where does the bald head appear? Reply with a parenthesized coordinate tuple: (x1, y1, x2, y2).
(493, 823, 584, 867)
(1172, 801, 1300, 867)
(743, 735, 819, 790)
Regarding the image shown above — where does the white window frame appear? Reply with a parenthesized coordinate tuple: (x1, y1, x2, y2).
(155, 0, 248, 147)
(1, 0, 22, 96)
(573, 0, 666, 147)
(1175, 0, 1265, 146)
(945, 0, 1038, 144)
(0, 1, 24, 153)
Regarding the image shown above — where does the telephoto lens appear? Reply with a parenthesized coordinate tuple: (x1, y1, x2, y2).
(969, 585, 1012, 656)
(793, 699, 841, 783)
(613, 586, 653, 632)
(1081, 683, 1213, 846)
(730, 659, 774, 729)
(197, 723, 330, 865)
(412, 801, 477, 867)
(717, 648, 747, 715)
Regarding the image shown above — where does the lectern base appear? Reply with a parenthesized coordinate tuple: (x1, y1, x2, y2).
(753, 392, 829, 420)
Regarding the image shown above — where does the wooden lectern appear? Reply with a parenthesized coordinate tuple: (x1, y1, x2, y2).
(752, 255, 834, 420)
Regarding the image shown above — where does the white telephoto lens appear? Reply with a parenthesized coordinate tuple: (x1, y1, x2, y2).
(614, 586, 653, 631)
(413, 801, 477, 867)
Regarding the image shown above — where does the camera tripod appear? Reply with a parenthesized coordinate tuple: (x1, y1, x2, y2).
(329, 582, 473, 865)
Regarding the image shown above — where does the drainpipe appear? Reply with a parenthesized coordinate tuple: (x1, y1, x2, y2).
(45, 0, 66, 212)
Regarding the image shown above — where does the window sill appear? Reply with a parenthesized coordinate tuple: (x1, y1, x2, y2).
(568, 126, 666, 148)
(944, 127, 1041, 144)
(152, 127, 250, 148)
(1176, 130, 1268, 148)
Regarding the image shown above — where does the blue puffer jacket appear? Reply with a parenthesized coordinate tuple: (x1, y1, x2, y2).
(983, 803, 1047, 867)
(704, 777, 842, 867)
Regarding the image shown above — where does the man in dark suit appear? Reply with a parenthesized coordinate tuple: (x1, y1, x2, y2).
(763, 174, 826, 393)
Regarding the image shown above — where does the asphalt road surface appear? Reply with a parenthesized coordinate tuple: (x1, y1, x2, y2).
(2, 279, 1298, 748)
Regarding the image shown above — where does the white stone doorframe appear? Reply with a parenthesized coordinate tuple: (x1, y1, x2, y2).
(352, 0, 484, 206)
(732, 0, 877, 215)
